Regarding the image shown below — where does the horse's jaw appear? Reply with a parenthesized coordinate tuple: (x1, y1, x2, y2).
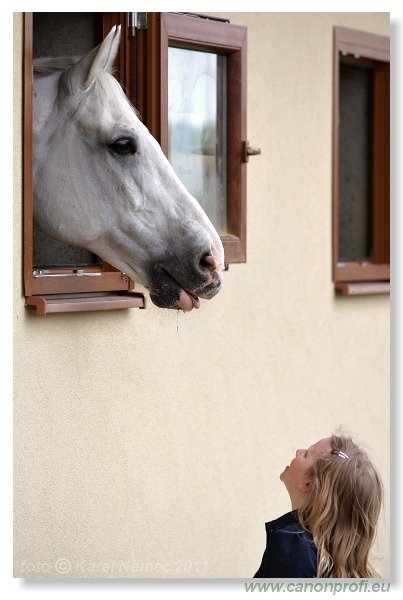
(81, 222, 224, 312)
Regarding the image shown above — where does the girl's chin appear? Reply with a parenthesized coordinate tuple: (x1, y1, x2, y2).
(279, 465, 289, 480)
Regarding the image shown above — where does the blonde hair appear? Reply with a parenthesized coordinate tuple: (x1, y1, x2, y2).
(298, 435, 383, 578)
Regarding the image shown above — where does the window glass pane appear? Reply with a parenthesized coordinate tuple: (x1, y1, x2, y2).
(168, 47, 227, 234)
(338, 62, 373, 262)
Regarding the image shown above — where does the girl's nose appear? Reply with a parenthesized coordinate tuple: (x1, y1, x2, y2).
(296, 448, 304, 457)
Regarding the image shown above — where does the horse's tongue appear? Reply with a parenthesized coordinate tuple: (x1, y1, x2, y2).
(177, 289, 200, 311)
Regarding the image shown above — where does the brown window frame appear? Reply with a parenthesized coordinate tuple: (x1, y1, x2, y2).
(134, 12, 248, 263)
(23, 13, 145, 314)
(332, 26, 390, 296)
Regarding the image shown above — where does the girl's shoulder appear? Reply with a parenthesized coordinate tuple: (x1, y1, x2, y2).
(254, 511, 317, 578)
(265, 510, 305, 534)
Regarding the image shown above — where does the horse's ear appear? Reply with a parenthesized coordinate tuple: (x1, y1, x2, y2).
(62, 26, 121, 94)
(85, 25, 121, 84)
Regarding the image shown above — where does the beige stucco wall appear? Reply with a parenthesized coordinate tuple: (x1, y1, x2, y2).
(13, 12, 390, 579)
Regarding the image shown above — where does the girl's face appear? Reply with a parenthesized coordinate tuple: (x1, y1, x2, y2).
(280, 437, 332, 509)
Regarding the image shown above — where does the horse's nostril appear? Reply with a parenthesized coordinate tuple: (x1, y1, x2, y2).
(200, 253, 218, 272)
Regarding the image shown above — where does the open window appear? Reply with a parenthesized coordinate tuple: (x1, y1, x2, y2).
(23, 12, 145, 315)
(133, 12, 249, 263)
(23, 12, 250, 315)
(332, 26, 390, 296)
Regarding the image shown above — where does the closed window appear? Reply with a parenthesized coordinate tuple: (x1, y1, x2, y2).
(333, 26, 390, 296)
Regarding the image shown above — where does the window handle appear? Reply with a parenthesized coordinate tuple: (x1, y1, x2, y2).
(242, 141, 261, 162)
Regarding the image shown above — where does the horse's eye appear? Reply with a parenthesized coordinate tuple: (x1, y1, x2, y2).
(110, 138, 136, 155)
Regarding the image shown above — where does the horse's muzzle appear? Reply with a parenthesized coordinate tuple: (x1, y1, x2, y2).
(149, 255, 223, 311)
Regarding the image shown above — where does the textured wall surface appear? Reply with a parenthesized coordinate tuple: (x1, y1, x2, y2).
(14, 12, 390, 578)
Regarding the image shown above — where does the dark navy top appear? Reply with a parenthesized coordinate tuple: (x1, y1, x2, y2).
(254, 511, 317, 578)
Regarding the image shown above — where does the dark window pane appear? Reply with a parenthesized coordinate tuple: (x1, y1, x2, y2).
(33, 13, 101, 269)
(33, 222, 102, 269)
(338, 62, 373, 262)
(33, 13, 98, 58)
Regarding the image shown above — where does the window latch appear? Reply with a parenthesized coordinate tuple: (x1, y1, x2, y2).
(33, 269, 101, 278)
(242, 141, 261, 162)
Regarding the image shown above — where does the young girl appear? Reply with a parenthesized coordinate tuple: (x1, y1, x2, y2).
(253, 434, 383, 578)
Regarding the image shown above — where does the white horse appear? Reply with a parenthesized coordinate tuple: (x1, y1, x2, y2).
(33, 26, 224, 311)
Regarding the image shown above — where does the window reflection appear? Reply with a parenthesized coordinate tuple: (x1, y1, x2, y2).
(168, 47, 227, 234)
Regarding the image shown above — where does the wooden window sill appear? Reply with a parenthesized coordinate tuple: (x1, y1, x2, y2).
(25, 291, 146, 316)
(335, 281, 390, 296)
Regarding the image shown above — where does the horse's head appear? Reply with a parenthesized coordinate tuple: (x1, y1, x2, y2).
(33, 26, 224, 311)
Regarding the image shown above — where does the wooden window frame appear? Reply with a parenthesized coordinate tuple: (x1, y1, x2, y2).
(23, 13, 145, 314)
(135, 12, 248, 263)
(332, 26, 390, 296)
